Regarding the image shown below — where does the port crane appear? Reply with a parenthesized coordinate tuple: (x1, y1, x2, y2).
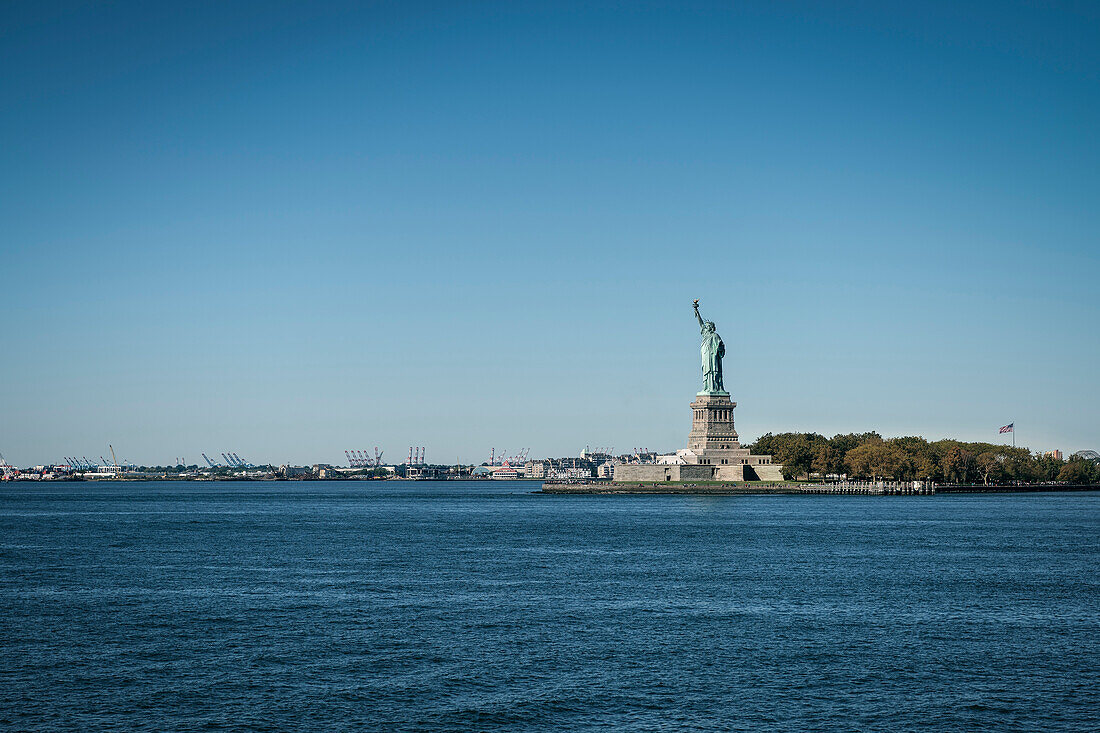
(109, 444, 125, 473)
(216, 453, 250, 468)
(346, 448, 385, 468)
(489, 448, 529, 466)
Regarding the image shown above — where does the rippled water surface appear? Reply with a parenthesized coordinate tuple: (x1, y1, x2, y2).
(1, 481, 1098, 731)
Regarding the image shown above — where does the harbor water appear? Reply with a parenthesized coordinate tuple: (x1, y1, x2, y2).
(1, 481, 1097, 731)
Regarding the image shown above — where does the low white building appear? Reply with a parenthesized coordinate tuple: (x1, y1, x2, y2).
(547, 465, 592, 480)
(656, 449, 696, 465)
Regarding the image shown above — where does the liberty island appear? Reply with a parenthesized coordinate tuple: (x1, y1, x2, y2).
(604, 301, 785, 485)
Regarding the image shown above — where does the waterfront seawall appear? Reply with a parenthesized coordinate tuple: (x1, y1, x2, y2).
(540, 482, 802, 495)
(541, 481, 1097, 495)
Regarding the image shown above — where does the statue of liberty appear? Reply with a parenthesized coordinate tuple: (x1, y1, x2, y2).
(693, 299, 726, 394)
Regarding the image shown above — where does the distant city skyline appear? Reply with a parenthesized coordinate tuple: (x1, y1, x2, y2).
(3, 1, 1098, 465)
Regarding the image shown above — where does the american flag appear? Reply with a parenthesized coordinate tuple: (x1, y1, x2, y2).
(999, 423, 1014, 434)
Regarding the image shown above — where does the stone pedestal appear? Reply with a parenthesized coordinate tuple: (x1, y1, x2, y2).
(611, 387, 783, 479)
(684, 392, 762, 472)
(614, 391, 783, 482)
(688, 392, 740, 453)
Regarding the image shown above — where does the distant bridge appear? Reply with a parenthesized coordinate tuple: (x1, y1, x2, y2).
(1071, 450, 1099, 462)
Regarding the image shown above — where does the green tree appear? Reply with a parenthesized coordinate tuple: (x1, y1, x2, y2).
(1002, 447, 1039, 483)
(811, 443, 841, 478)
(941, 446, 974, 484)
(893, 452, 918, 481)
(886, 436, 932, 481)
(975, 451, 1003, 486)
(748, 432, 827, 480)
(845, 442, 903, 480)
(1058, 458, 1097, 484)
(1035, 454, 1064, 482)
(906, 454, 938, 481)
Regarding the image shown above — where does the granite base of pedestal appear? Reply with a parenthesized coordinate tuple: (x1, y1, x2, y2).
(614, 391, 784, 483)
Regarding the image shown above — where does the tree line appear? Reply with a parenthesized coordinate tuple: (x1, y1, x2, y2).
(746, 432, 1098, 484)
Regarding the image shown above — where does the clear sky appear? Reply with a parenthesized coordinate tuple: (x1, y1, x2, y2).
(2, 1, 1098, 467)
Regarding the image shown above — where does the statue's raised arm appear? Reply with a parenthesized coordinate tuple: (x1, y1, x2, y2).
(693, 299, 704, 331)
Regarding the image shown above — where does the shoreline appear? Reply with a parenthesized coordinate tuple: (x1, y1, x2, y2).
(2, 477, 1096, 494)
(540, 481, 1099, 495)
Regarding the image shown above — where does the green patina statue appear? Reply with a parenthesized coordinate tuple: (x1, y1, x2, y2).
(693, 299, 726, 394)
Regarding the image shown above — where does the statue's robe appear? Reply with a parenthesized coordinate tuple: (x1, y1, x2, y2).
(700, 329, 725, 393)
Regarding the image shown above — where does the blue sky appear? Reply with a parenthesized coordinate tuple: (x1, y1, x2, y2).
(2, 1, 1098, 466)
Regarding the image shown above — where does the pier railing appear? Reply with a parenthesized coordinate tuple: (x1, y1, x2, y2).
(800, 481, 936, 495)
